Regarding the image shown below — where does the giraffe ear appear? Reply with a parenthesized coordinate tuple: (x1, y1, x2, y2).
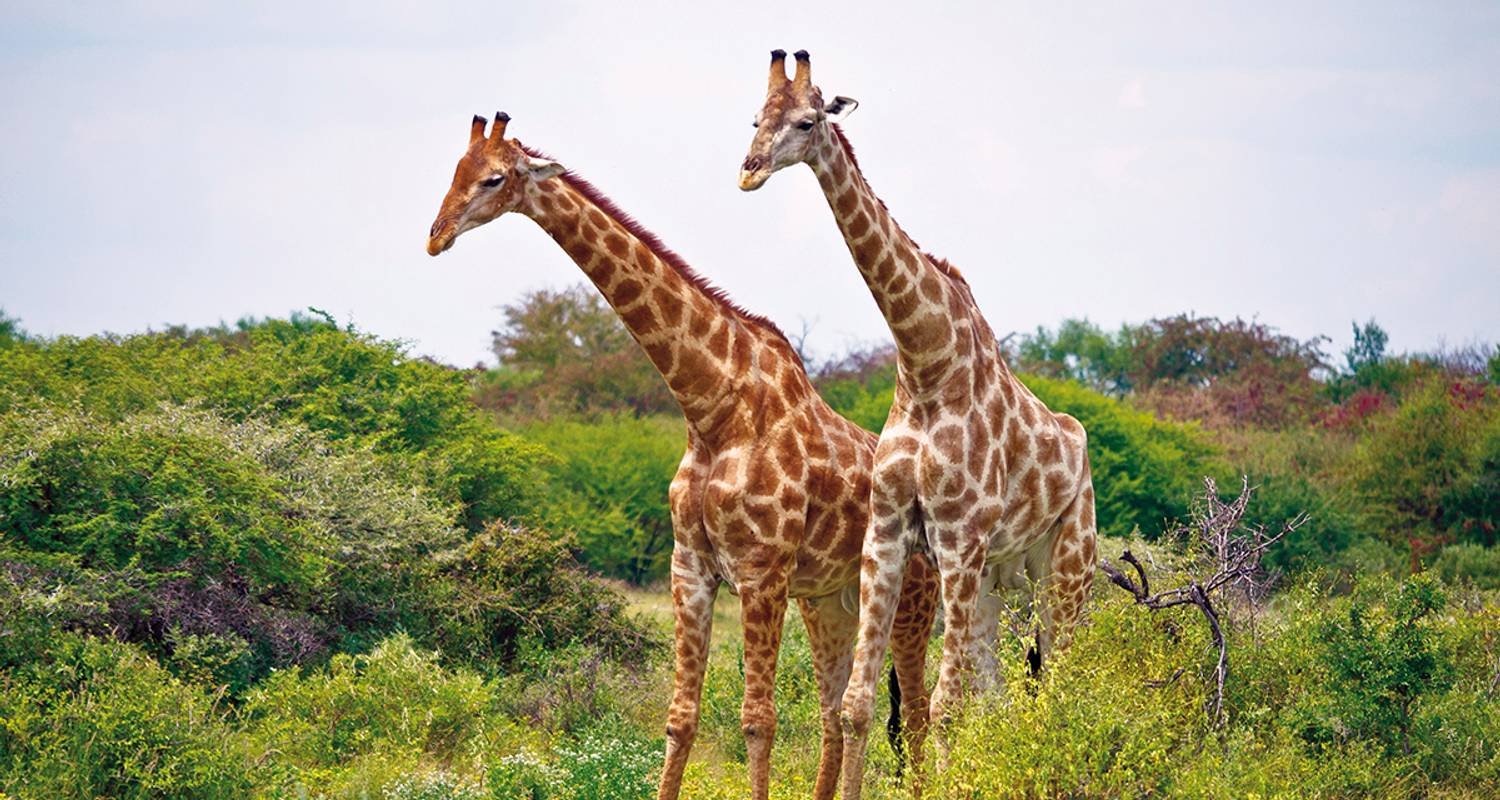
(525, 157, 565, 182)
(823, 95, 858, 122)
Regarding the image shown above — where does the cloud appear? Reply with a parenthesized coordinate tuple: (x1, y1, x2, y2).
(1, 0, 1497, 365)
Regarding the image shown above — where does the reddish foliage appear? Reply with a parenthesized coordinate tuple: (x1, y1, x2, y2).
(1318, 388, 1392, 430)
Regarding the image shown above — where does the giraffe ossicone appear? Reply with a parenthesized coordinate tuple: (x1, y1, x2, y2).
(425, 112, 939, 800)
(740, 49, 1099, 800)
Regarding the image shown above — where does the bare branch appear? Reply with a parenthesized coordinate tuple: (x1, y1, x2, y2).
(1097, 475, 1299, 727)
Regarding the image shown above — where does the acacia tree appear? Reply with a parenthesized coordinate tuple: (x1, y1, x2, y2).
(482, 285, 674, 417)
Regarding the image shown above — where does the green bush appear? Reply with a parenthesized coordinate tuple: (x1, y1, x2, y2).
(0, 402, 656, 685)
(814, 357, 900, 434)
(1217, 427, 1370, 577)
(1295, 575, 1456, 758)
(1354, 379, 1500, 551)
(1434, 543, 1500, 590)
(522, 414, 683, 582)
(923, 571, 1500, 799)
(549, 724, 661, 800)
(434, 524, 660, 669)
(0, 634, 251, 799)
(487, 749, 561, 800)
(0, 405, 464, 679)
(0, 315, 553, 531)
(240, 635, 494, 795)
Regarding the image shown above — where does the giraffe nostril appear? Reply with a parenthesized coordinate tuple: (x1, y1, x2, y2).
(742, 155, 763, 173)
(430, 219, 448, 238)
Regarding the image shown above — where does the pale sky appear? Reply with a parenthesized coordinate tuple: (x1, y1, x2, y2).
(3, 1, 1497, 367)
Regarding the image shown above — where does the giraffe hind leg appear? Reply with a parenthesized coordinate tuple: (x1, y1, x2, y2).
(1031, 474, 1097, 665)
(888, 549, 938, 790)
(799, 594, 858, 800)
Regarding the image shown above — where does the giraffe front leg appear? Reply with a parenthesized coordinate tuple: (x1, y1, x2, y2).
(926, 520, 991, 770)
(656, 548, 717, 800)
(798, 594, 858, 800)
(839, 506, 919, 800)
(738, 568, 792, 800)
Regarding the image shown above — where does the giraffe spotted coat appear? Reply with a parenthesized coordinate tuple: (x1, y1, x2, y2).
(426, 112, 939, 800)
(739, 50, 1099, 799)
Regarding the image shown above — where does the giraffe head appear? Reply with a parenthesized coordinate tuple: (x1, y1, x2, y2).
(738, 49, 857, 191)
(426, 112, 566, 256)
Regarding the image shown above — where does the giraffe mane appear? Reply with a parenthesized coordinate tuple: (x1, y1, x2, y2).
(517, 143, 795, 350)
(828, 124, 971, 289)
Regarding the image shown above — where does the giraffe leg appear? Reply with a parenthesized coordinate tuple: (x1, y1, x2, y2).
(926, 521, 990, 769)
(839, 507, 919, 800)
(889, 549, 938, 794)
(739, 571, 791, 800)
(655, 548, 718, 800)
(799, 594, 858, 800)
(1031, 477, 1097, 665)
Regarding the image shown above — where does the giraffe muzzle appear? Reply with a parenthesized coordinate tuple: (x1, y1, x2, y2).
(427, 218, 457, 256)
(739, 155, 772, 191)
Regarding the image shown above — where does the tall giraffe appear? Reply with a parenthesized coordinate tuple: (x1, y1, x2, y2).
(738, 51, 1099, 797)
(426, 112, 939, 800)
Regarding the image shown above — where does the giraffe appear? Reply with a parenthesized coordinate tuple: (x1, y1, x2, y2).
(738, 51, 1099, 797)
(426, 111, 940, 800)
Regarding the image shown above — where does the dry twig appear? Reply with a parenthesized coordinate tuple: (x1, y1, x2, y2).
(1099, 476, 1306, 726)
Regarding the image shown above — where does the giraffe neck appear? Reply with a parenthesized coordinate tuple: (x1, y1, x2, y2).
(809, 125, 978, 390)
(522, 176, 768, 439)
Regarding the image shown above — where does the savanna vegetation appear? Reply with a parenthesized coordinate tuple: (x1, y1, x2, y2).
(1, 299, 1496, 798)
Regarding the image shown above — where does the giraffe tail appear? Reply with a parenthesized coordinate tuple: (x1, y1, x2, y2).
(886, 664, 905, 776)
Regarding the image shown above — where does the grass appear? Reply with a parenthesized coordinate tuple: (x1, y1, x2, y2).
(619, 582, 919, 796)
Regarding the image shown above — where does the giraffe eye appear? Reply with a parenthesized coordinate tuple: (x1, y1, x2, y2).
(481, 175, 505, 188)
(795, 120, 815, 131)
(751, 120, 759, 128)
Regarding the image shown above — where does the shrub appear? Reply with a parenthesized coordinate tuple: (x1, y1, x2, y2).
(923, 569, 1500, 799)
(493, 643, 654, 734)
(1292, 575, 1459, 764)
(1434, 543, 1500, 590)
(432, 523, 661, 669)
(1353, 378, 1500, 553)
(0, 403, 655, 684)
(385, 771, 487, 800)
(0, 315, 553, 531)
(239, 635, 493, 794)
(548, 724, 661, 800)
(0, 634, 251, 799)
(482, 285, 675, 418)
(0, 405, 464, 681)
(522, 414, 683, 582)
(487, 749, 561, 800)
